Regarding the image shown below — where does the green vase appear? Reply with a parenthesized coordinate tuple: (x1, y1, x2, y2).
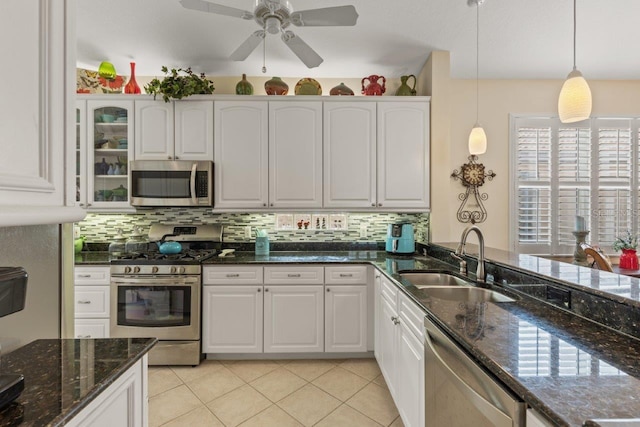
(395, 75, 417, 96)
(235, 74, 253, 95)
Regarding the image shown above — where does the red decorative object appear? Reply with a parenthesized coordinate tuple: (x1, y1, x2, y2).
(619, 249, 639, 270)
(124, 62, 141, 94)
(264, 77, 289, 95)
(361, 75, 386, 96)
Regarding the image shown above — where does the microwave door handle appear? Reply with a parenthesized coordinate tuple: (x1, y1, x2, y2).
(190, 162, 197, 204)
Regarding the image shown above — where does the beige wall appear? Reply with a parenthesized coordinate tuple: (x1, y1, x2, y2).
(425, 51, 640, 250)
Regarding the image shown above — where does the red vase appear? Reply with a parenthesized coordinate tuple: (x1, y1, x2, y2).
(619, 249, 639, 270)
(124, 62, 141, 94)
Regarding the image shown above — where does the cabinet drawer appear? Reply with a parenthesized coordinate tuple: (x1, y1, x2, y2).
(398, 292, 425, 340)
(380, 276, 398, 305)
(74, 267, 110, 285)
(75, 318, 110, 339)
(325, 266, 368, 285)
(203, 266, 263, 285)
(264, 266, 324, 285)
(75, 286, 110, 318)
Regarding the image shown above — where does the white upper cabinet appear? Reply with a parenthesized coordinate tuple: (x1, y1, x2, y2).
(269, 102, 323, 208)
(174, 101, 214, 160)
(377, 101, 430, 209)
(214, 101, 269, 209)
(136, 100, 213, 161)
(135, 101, 174, 160)
(0, 1, 85, 226)
(323, 102, 377, 208)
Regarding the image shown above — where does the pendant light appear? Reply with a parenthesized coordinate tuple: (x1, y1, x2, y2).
(558, 0, 592, 123)
(468, 0, 487, 155)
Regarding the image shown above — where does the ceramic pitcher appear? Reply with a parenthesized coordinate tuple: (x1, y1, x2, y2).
(361, 75, 386, 96)
(395, 75, 417, 96)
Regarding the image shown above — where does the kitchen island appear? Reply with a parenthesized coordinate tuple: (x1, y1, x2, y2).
(0, 338, 156, 427)
(75, 245, 640, 426)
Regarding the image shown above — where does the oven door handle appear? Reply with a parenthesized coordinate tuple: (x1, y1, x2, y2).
(190, 162, 198, 204)
(111, 277, 199, 286)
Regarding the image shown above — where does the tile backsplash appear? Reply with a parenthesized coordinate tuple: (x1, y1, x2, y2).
(77, 209, 429, 243)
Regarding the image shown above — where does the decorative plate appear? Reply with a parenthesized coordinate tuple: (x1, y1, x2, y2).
(294, 78, 322, 95)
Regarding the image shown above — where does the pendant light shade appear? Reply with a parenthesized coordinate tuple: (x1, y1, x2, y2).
(558, 0, 592, 123)
(558, 67, 592, 123)
(468, 0, 487, 155)
(469, 123, 487, 155)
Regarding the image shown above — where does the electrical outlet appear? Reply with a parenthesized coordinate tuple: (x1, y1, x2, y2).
(359, 224, 367, 238)
(244, 226, 252, 239)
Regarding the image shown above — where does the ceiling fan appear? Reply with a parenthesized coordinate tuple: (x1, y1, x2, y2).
(179, 0, 359, 69)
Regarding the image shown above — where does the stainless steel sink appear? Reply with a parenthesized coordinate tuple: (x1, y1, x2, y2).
(399, 272, 471, 288)
(420, 286, 516, 303)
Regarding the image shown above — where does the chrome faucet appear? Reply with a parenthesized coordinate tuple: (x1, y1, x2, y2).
(455, 225, 486, 283)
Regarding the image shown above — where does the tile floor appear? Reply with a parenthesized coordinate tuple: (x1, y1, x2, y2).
(148, 358, 404, 427)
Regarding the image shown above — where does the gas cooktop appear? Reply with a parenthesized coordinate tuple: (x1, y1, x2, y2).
(111, 249, 218, 265)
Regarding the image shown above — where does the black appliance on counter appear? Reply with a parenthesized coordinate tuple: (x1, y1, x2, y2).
(0, 267, 28, 410)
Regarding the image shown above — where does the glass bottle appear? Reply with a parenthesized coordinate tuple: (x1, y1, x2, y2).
(108, 228, 127, 257)
(125, 226, 149, 254)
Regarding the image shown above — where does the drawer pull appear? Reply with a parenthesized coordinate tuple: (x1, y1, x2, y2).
(391, 316, 400, 325)
(257, 288, 262, 293)
(339, 273, 353, 278)
(77, 335, 92, 338)
(77, 274, 92, 278)
(226, 273, 240, 278)
(77, 300, 92, 304)
(287, 274, 301, 278)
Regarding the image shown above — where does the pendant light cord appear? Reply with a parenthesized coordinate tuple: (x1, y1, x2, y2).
(476, 0, 480, 124)
(573, 0, 577, 70)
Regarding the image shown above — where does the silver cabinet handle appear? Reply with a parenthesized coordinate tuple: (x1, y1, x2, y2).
(77, 335, 92, 338)
(391, 316, 399, 325)
(339, 273, 353, 278)
(287, 274, 301, 278)
(226, 273, 240, 278)
(77, 300, 92, 304)
(78, 274, 91, 278)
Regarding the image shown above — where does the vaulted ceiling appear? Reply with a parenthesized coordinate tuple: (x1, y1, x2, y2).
(76, 0, 640, 80)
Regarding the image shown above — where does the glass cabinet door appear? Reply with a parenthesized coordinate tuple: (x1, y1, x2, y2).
(76, 100, 87, 207)
(87, 100, 134, 209)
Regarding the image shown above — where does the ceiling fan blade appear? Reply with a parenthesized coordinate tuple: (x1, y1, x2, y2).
(281, 31, 323, 68)
(290, 5, 359, 26)
(230, 31, 265, 61)
(179, 0, 253, 20)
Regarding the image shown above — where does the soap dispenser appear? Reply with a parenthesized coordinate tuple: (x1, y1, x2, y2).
(109, 228, 127, 258)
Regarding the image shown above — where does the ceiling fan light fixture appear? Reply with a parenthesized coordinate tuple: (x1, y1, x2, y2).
(265, 16, 281, 34)
(558, 0, 592, 123)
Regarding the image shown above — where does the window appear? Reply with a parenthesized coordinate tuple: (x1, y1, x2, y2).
(510, 116, 640, 255)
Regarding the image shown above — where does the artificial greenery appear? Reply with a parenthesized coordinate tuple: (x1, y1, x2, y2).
(613, 230, 638, 251)
(144, 66, 215, 102)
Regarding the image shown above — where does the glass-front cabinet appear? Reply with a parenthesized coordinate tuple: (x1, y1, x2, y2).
(78, 100, 134, 210)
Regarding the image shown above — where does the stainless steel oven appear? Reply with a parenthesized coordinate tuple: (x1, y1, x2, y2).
(110, 265, 202, 366)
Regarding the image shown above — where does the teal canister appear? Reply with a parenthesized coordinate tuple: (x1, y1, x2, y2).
(255, 236, 270, 256)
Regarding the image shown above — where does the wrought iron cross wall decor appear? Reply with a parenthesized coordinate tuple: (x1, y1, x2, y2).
(451, 155, 496, 224)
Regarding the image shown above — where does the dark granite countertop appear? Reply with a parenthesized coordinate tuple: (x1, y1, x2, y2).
(74, 249, 640, 426)
(74, 251, 111, 265)
(0, 338, 156, 427)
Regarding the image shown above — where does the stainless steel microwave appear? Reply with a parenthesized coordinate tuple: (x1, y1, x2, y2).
(130, 160, 213, 207)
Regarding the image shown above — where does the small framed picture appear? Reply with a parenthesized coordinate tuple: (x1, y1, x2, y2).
(311, 214, 329, 230)
(329, 214, 348, 230)
(275, 213, 294, 230)
(294, 214, 312, 230)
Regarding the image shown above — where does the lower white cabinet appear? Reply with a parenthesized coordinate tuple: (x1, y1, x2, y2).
(264, 285, 324, 353)
(325, 285, 367, 352)
(74, 266, 110, 339)
(202, 285, 263, 353)
(66, 355, 147, 427)
(375, 273, 425, 427)
(202, 265, 369, 355)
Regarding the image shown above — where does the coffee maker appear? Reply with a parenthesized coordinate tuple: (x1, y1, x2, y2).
(385, 222, 415, 254)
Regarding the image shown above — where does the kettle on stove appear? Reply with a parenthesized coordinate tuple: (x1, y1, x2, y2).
(385, 222, 415, 254)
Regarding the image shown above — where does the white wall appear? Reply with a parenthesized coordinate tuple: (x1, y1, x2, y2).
(426, 50, 640, 250)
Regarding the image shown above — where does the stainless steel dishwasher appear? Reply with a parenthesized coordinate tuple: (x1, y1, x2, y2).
(424, 316, 525, 427)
